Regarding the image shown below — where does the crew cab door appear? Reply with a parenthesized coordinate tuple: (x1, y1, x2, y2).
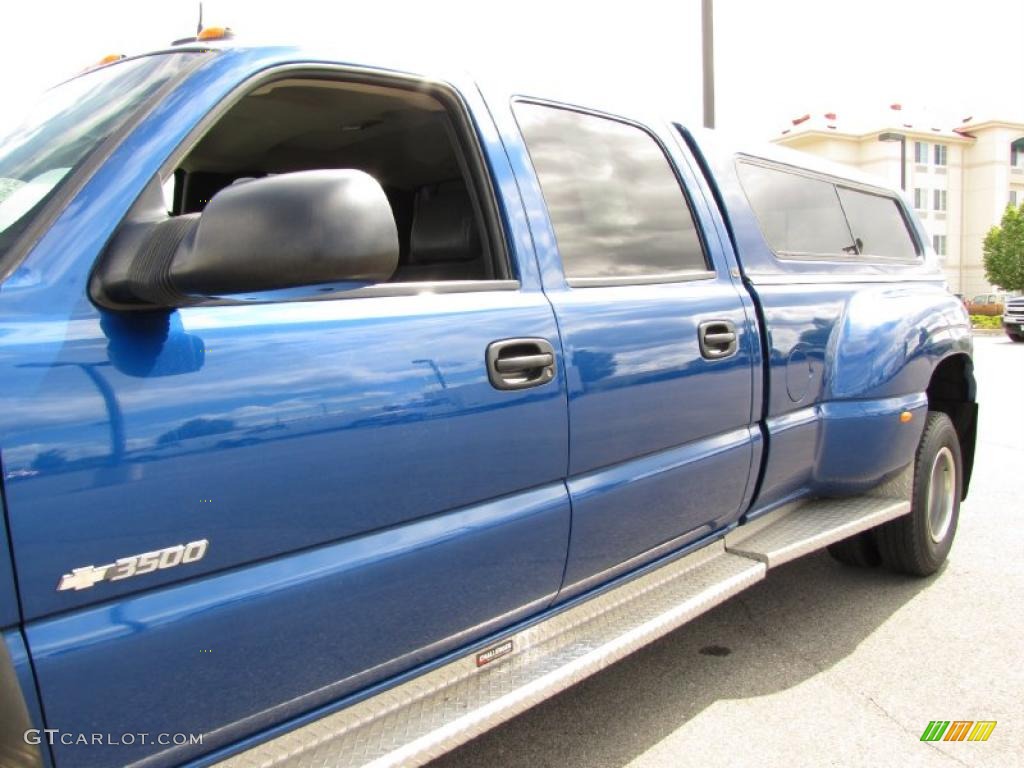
(497, 100, 760, 597)
(0, 66, 569, 768)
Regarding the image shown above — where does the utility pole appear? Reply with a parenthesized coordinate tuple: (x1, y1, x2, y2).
(878, 132, 907, 191)
(702, 0, 715, 129)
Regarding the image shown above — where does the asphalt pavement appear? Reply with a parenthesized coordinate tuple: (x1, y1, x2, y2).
(432, 335, 1022, 768)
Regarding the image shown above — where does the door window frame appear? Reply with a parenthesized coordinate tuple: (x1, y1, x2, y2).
(113, 64, 520, 304)
(511, 97, 716, 289)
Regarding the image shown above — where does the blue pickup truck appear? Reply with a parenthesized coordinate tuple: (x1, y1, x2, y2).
(0, 42, 977, 768)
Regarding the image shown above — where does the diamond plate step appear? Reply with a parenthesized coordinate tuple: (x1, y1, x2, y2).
(216, 487, 912, 768)
(215, 541, 764, 768)
(725, 495, 910, 568)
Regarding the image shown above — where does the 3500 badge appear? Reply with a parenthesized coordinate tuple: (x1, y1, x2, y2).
(57, 540, 209, 592)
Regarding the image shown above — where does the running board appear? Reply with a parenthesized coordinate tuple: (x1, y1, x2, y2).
(725, 496, 910, 568)
(216, 493, 910, 768)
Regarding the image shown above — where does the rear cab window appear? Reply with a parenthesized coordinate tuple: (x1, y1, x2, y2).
(512, 102, 710, 286)
(736, 160, 921, 263)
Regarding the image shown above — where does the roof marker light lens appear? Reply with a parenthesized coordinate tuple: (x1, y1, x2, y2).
(90, 54, 125, 68)
(197, 26, 233, 41)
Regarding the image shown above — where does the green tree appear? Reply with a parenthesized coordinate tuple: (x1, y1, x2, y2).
(983, 203, 1024, 291)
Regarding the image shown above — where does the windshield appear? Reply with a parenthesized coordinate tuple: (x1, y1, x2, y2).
(0, 53, 202, 267)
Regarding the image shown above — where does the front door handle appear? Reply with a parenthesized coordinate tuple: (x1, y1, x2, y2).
(486, 338, 557, 390)
(495, 353, 554, 373)
(698, 320, 739, 360)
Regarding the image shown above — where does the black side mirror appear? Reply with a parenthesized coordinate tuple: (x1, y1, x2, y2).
(93, 169, 399, 310)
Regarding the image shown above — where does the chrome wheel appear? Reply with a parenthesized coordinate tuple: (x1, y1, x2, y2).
(926, 446, 956, 543)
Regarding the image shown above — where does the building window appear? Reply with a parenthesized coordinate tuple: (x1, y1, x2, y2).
(933, 234, 947, 256)
(914, 188, 927, 210)
(933, 189, 947, 212)
(933, 144, 947, 166)
(1011, 145, 1024, 168)
(1011, 190, 1019, 207)
(914, 141, 929, 164)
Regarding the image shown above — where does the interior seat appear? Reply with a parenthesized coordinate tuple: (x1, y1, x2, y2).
(392, 182, 485, 282)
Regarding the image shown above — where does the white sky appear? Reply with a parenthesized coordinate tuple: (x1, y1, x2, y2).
(1, 0, 1021, 140)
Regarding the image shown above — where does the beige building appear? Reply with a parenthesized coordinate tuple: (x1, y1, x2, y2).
(773, 105, 1024, 296)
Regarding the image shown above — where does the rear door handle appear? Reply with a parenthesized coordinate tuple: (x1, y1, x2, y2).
(698, 320, 739, 360)
(486, 338, 557, 390)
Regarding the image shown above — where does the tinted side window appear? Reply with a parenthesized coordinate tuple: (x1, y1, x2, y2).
(736, 162, 857, 257)
(837, 187, 918, 259)
(513, 103, 706, 281)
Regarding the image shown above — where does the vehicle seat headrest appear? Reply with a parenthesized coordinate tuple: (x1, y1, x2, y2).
(409, 182, 480, 264)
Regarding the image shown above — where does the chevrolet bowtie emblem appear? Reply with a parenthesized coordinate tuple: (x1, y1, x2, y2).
(57, 566, 112, 592)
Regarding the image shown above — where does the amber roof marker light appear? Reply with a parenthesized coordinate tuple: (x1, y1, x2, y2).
(197, 26, 235, 41)
(171, 26, 234, 45)
(81, 53, 126, 73)
(171, 2, 235, 45)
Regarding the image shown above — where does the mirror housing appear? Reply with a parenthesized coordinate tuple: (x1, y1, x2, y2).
(93, 169, 399, 310)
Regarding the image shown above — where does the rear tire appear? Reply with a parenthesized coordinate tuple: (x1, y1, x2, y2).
(874, 411, 962, 576)
(1007, 332, 1024, 342)
(827, 532, 881, 568)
